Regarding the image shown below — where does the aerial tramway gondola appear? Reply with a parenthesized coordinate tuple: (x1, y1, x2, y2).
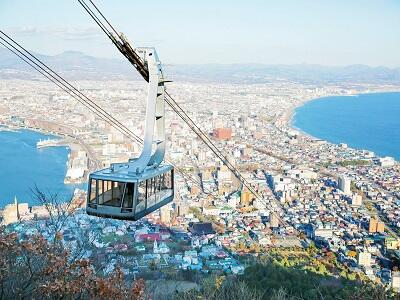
(75, 0, 178, 220)
(86, 47, 174, 220)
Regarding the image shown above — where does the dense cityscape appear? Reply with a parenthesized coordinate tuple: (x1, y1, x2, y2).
(1, 77, 400, 297)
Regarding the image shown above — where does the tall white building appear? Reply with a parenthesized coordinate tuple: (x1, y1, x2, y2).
(357, 251, 371, 267)
(338, 176, 351, 195)
(351, 194, 362, 207)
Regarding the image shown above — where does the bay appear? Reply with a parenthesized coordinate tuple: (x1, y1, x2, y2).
(293, 92, 400, 160)
(0, 129, 85, 208)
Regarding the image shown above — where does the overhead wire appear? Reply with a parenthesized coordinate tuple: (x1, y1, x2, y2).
(77, 0, 114, 41)
(87, 0, 121, 37)
(2, 1, 293, 229)
(77, 0, 149, 81)
(0, 30, 143, 145)
(0, 32, 209, 196)
(164, 92, 258, 194)
(76, 0, 294, 229)
(76, 0, 213, 194)
(76, 0, 260, 198)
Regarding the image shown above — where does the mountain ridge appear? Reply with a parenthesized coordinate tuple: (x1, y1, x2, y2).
(1, 48, 399, 83)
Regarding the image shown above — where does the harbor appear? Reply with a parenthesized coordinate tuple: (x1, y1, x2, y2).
(36, 137, 90, 184)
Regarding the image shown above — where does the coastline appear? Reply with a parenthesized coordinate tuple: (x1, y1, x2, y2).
(286, 90, 400, 162)
(0, 122, 95, 184)
(0, 128, 87, 208)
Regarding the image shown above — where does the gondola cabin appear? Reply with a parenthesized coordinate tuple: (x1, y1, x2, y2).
(87, 165, 174, 220)
(85, 47, 173, 221)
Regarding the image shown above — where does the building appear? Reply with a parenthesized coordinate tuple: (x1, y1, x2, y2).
(376, 221, 385, 233)
(160, 205, 171, 224)
(369, 218, 385, 233)
(378, 156, 395, 167)
(2, 203, 18, 225)
(202, 170, 213, 181)
(153, 240, 170, 254)
(175, 202, 189, 217)
(227, 196, 238, 209)
(385, 237, 400, 250)
(312, 227, 333, 239)
(358, 250, 371, 267)
(392, 271, 400, 291)
(218, 166, 232, 183)
(240, 190, 253, 207)
(190, 185, 200, 196)
(252, 132, 263, 140)
(213, 128, 232, 140)
(1, 197, 29, 225)
(65, 150, 88, 181)
(338, 176, 351, 195)
(351, 194, 362, 207)
(189, 222, 215, 236)
(369, 218, 377, 233)
(270, 213, 279, 228)
(275, 236, 302, 248)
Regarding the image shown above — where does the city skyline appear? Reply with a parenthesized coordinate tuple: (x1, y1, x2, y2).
(1, 1, 400, 297)
(1, 0, 400, 67)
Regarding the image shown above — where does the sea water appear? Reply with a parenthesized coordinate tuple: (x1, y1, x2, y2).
(293, 92, 400, 160)
(0, 129, 85, 208)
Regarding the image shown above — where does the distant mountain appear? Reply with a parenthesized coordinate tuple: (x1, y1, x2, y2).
(166, 63, 400, 84)
(0, 48, 140, 81)
(1, 48, 399, 84)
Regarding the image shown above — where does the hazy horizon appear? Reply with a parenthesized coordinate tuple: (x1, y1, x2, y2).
(1, 47, 400, 70)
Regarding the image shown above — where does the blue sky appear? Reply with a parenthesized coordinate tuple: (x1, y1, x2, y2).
(1, 0, 399, 67)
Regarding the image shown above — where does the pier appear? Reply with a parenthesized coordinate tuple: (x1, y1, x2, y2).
(36, 139, 65, 149)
